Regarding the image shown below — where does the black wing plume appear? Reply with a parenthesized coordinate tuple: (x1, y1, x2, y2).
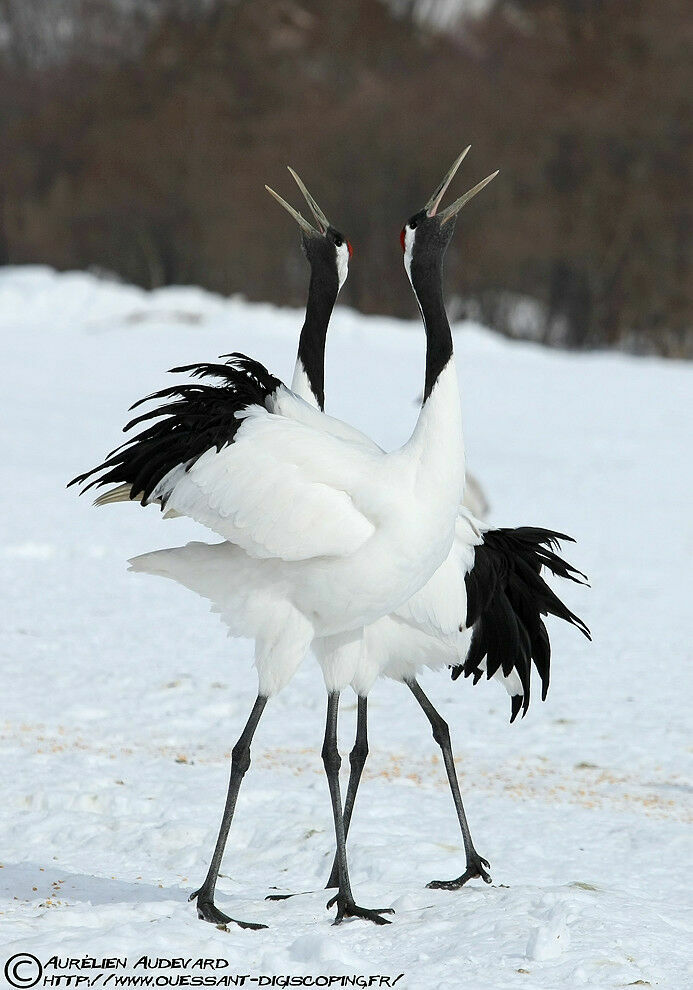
(68, 353, 282, 504)
(451, 527, 590, 721)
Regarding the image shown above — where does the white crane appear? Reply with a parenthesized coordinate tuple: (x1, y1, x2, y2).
(264, 156, 590, 901)
(70, 149, 497, 927)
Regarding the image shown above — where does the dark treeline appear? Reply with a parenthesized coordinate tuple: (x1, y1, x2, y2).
(0, 0, 690, 354)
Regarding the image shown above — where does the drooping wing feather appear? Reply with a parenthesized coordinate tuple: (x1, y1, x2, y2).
(69, 353, 379, 561)
(451, 527, 590, 721)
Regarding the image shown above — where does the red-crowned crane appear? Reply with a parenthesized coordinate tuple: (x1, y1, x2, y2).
(265, 154, 590, 901)
(70, 150, 498, 927)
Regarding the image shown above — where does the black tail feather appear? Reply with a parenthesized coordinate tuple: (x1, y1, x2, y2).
(510, 695, 523, 723)
(451, 527, 590, 720)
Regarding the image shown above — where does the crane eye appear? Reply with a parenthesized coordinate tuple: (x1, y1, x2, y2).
(334, 236, 343, 247)
(409, 220, 417, 230)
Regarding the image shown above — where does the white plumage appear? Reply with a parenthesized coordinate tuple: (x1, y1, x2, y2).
(150, 401, 377, 562)
(130, 358, 464, 679)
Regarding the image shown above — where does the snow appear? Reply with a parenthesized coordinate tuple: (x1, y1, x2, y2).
(387, 0, 492, 31)
(1, 266, 691, 988)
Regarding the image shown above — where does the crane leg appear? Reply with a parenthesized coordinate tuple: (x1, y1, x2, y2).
(265, 694, 369, 901)
(322, 691, 393, 925)
(189, 694, 269, 928)
(405, 678, 492, 889)
(265, 695, 368, 901)
(324, 694, 369, 889)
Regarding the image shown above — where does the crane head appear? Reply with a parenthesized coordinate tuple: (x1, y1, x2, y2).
(400, 146, 498, 282)
(266, 168, 352, 291)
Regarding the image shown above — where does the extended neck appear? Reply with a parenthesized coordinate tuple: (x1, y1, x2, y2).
(412, 260, 454, 402)
(405, 246, 463, 493)
(292, 268, 339, 411)
(401, 225, 463, 527)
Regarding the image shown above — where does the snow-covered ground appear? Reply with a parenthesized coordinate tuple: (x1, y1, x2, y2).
(1, 267, 691, 988)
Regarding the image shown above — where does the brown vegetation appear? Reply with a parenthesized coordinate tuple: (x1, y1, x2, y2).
(0, 0, 690, 354)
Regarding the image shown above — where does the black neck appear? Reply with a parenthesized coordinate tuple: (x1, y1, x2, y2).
(296, 268, 339, 411)
(412, 259, 453, 402)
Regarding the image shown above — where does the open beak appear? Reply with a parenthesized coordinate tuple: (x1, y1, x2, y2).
(425, 146, 499, 223)
(265, 167, 331, 236)
(287, 168, 330, 233)
(425, 146, 470, 216)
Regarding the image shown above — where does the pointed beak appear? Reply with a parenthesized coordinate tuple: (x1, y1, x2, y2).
(265, 184, 319, 237)
(287, 167, 331, 233)
(425, 145, 471, 217)
(424, 146, 499, 223)
(437, 169, 499, 224)
(265, 167, 332, 238)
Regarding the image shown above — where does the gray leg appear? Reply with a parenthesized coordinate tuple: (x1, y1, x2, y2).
(325, 694, 369, 889)
(190, 694, 269, 928)
(322, 691, 393, 925)
(266, 695, 369, 901)
(406, 678, 492, 890)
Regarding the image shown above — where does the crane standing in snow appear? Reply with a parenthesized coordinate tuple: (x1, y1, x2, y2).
(70, 152, 498, 927)
(265, 154, 589, 899)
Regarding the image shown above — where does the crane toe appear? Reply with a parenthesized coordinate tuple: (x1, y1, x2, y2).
(427, 853, 492, 890)
(327, 892, 395, 925)
(190, 889, 268, 930)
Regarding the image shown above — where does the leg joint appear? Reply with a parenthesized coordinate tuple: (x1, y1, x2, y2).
(431, 715, 451, 749)
(231, 740, 251, 776)
(349, 737, 368, 770)
(321, 741, 341, 775)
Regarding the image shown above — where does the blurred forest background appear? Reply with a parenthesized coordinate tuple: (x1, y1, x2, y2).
(0, 0, 690, 355)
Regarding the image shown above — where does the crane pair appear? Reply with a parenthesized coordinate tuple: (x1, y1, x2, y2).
(71, 148, 590, 929)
